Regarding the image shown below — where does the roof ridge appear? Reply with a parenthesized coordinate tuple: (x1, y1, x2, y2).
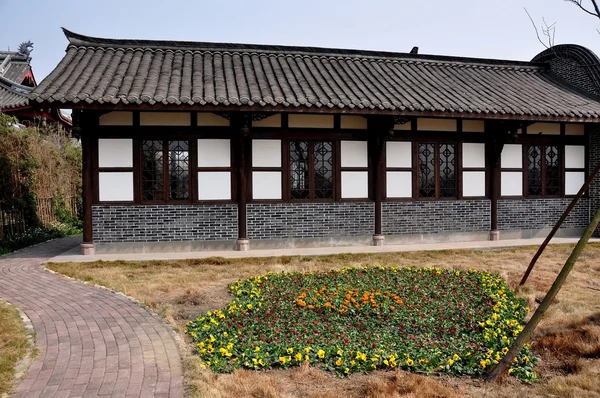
(62, 28, 543, 70)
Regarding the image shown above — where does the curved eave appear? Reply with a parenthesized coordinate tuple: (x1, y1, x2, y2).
(28, 100, 600, 123)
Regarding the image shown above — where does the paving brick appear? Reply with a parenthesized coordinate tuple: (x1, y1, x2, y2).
(0, 237, 183, 397)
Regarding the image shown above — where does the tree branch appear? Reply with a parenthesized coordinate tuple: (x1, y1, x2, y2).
(564, 0, 600, 18)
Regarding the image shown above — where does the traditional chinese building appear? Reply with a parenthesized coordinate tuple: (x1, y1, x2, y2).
(31, 29, 600, 254)
(0, 41, 71, 129)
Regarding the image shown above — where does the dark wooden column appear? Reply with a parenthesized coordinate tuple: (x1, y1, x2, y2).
(78, 110, 96, 254)
(369, 116, 394, 246)
(486, 121, 519, 241)
(234, 114, 250, 250)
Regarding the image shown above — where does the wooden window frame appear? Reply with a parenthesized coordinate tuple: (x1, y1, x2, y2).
(415, 140, 461, 201)
(524, 143, 561, 198)
(285, 139, 337, 202)
(140, 139, 193, 204)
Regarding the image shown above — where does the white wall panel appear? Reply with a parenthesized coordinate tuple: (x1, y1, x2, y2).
(252, 140, 281, 167)
(98, 139, 133, 167)
(462, 171, 486, 197)
(288, 114, 334, 128)
(386, 172, 412, 198)
(528, 122, 561, 135)
(198, 139, 230, 167)
(341, 141, 368, 167)
(501, 144, 522, 168)
(99, 172, 134, 202)
(501, 172, 523, 196)
(140, 112, 190, 126)
(463, 120, 485, 133)
(565, 172, 585, 195)
(340, 116, 367, 129)
(197, 113, 230, 126)
(386, 142, 412, 168)
(198, 172, 231, 200)
(99, 112, 133, 126)
(417, 118, 457, 131)
(341, 171, 369, 198)
(252, 114, 281, 128)
(565, 145, 585, 169)
(252, 172, 282, 199)
(462, 143, 485, 168)
(566, 124, 585, 135)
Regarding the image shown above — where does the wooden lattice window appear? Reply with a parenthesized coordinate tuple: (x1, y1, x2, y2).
(142, 140, 190, 202)
(289, 141, 334, 200)
(418, 143, 457, 199)
(527, 145, 560, 197)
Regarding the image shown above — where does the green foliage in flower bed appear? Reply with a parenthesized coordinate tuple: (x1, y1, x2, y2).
(187, 266, 537, 381)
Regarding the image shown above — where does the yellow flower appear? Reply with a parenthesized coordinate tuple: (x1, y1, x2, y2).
(318, 350, 325, 359)
(447, 359, 454, 366)
(304, 347, 312, 354)
(208, 335, 216, 343)
(480, 360, 487, 369)
(279, 356, 287, 365)
(295, 353, 303, 361)
(247, 304, 253, 310)
(287, 347, 294, 354)
(502, 347, 509, 355)
(304, 355, 310, 361)
(336, 357, 343, 366)
(223, 331, 228, 337)
(254, 346, 260, 352)
(406, 358, 414, 366)
(522, 356, 529, 364)
(452, 354, 460, 361)
(337, 349, 344, 356)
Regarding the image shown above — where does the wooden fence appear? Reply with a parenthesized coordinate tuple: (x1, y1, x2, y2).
(0, 197, 79, 240)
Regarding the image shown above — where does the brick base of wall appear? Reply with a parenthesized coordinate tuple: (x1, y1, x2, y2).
(382, 200, 491, 235)
(92, 204, 238, 243)
(247, 202, 374, 240)
(498, 198, 590, 231)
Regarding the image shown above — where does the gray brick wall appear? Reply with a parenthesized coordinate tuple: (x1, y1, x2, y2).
(92, 205, 237, 242)
(247, 202, 374, 239)
(382, 200, 490, 235)
(498, 199, 590, 231)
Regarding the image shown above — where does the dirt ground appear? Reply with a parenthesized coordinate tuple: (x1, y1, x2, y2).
(48, 243, 600, 398)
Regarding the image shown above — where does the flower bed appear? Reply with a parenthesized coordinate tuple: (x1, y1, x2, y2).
(187, 266, 536, 381)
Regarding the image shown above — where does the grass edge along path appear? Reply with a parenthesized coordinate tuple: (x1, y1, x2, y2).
(0, 300, 32, 396)
(187, 266, 537, 382)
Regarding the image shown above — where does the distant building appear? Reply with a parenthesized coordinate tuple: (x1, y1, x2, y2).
(0, 41, 71, 130)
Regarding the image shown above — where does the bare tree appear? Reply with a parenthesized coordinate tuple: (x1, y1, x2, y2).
(525, 8, 557, 48)
(564, 0, 600, 19)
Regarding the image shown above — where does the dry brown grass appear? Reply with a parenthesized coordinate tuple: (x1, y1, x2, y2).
(47, 243, 600, 397)
(0, 300, 30, 396)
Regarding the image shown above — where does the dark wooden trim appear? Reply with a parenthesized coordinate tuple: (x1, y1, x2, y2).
(97, 167, 134, 173)
(235, 114, 249, 239)
(80, 111, 97, 244)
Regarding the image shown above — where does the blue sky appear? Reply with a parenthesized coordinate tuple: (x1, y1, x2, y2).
(1, 0, 599, 82)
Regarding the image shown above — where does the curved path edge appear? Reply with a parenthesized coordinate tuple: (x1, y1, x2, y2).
(0, 237, 184, 398)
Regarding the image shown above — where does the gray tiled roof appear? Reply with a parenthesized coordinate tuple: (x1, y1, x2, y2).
(0, 76, 30, 110)
(0, 51, 31, 84)
(30, 29, 600, 119)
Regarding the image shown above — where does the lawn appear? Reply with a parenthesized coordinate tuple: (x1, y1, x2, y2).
(47, 243, 600, 398)
(0, 300, 31, 396)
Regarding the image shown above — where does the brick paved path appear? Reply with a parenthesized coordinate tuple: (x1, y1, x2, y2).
(0, 237, 184, 398)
